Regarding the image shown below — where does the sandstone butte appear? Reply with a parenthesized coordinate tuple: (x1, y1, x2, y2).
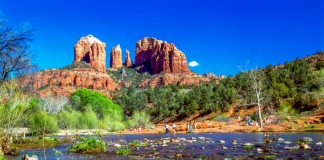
(135, 37, 190, 74)
(74, 35, 107, 73)
(110, 44, 123, 69)
(20, 35, 223, 97)
(124, 49, 133, 67)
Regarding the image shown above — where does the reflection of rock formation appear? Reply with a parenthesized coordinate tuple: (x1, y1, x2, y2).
(73, 35, 106, 72)
(124, 49, 132, 67)
(110, 44, 123, 69)
(135, 37, 190, 74)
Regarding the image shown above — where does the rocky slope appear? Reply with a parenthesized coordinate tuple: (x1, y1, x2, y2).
(139, 72, 221, 88)
(21, 67, 119, 97)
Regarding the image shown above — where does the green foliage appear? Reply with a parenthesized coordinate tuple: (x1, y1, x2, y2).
(0, 155, 6, 160)
(277, 101, 296, 118)
(113, 53, 322, 122)
(214, 114, 231, 123)
(128, 110, 151, 128)
(70, 89, 123, 120)
(315, 61, 324, 70)
(79, 108, 99, 129)
(128, 140, 146, 147)
(107, 67, 151, 87)
(115, 146, 131, 155)
(57, 110, 82, 129)
(62, 61, 95, 70)
(14, 137, 60, 150)
(0, 81, 34, 135)
(69, 137, 106, 154)
(28, 111, 59, 135)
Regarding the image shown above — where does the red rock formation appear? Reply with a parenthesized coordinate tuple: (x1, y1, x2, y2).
(21, 68, 119, 97)
(74, 35, 107, 72)
(124, 49, 132, 67)
(110, 44, 123, 69)
(138, 73, 222, 88)
(135, 37, 190, 74)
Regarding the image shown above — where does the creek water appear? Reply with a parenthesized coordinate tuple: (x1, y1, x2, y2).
(5, 132, 324, 160)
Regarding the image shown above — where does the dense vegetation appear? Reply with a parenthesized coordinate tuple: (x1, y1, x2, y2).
(113, 52, 324, 122)
(0, 85, 147, 138)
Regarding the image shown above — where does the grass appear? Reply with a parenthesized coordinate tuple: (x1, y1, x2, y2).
(69, 137, 106, 154)
(128, 140, 146, 147)
(14, 137, 61, 150)
(115, 146, 131, 155)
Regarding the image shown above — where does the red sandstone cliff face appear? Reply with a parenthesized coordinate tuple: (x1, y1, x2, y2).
(110, 44, 123, 69)
(138, 73, 221, 88)
(22, 68, 119, 97)
(124, 49, 132, 67)
(135, 37, 190, 74)
(74, 35, 107, 72)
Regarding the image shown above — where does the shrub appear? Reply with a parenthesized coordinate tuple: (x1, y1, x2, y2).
(277, 101, 296, 119)
(315, 61, 324, 70)
(69, 137, 106, 154)
(115, 146, 131, 155)
(70, 89, 123, 120)
(79, 109, 99, 129)
(129, 110, 151, 128)
(28, 111, 59, 135)
(57, 110, 82, 129)
(0, 155, 6, 160)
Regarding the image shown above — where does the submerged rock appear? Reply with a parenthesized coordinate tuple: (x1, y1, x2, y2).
(284, 146, 299, 150)
(243, 143, 253, 146)
(22, 155, 38, 160)
(302, 137, 313, 143)
(219, 140, 225, 144)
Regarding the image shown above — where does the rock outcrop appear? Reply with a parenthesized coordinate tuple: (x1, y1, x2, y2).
(21, 68, 119, 97)
(124, 49, 132, 67)
(110, 44, 123, 69)
(74, 35, 107, 72)
(135, 37, 190, 74)
(139, 73, 221, 88)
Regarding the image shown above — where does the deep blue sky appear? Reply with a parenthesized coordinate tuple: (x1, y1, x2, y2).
(1, 0, 323, 75)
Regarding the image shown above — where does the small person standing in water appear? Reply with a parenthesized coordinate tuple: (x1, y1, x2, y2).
(165, 123, 170, 134)
(172, 123, 177, 134)
(188, 121, 193, 133)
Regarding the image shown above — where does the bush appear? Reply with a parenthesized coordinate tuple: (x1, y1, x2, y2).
(115, 146, 131, 155)
(277, 101, 296, 118)
(315, 61, 324, 70)
(79, 109, 99, 129)
(57, 110, 82, 129)
(129, 110, 151, 128)
(28, 111, 59, 135)
(70, 89, 123, 120)
(69, 137, 106, 154)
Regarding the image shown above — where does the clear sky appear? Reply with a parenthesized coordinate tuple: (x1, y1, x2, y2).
(1, 0, 323, 76)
